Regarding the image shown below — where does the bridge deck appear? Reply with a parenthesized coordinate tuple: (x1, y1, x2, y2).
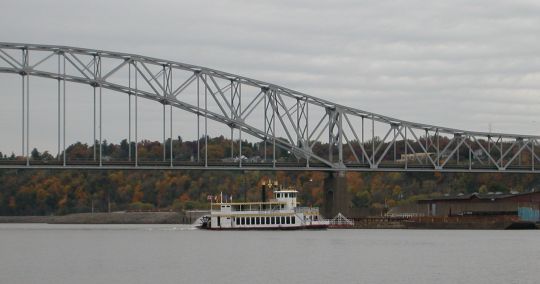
(0, 160, 536, 173)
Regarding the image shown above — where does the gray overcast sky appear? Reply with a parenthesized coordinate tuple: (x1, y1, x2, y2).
(1, 0, 540, 154)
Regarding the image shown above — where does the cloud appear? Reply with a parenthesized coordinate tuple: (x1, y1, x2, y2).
(1, 0, 539, 153)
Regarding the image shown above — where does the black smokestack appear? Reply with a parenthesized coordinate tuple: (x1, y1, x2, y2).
(261, 182, 267, 203)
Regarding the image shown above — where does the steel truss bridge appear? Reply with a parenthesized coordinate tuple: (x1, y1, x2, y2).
(0, 42, 539, 173)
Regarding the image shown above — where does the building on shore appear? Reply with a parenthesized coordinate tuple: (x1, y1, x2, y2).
(412, 191, 540, 221)
(384, 191, 540, 229)
(395, 152, 434, 163)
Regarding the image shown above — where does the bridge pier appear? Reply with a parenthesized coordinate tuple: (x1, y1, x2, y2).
(322, 171, 349, 219)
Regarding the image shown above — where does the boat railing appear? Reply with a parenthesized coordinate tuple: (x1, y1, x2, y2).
(212, 204, 284, 212)
(295, 207, 320, 214)
(221, 207, 293, 214)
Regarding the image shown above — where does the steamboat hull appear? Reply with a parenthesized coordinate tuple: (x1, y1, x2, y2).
(199, 224, 329, 230)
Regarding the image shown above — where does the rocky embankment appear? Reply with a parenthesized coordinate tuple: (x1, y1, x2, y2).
(0, 211, 204, 224)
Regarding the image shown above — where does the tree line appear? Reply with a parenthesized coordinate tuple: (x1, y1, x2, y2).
(1, 137, 539, 216)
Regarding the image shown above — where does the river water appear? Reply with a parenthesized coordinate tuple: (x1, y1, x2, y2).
(0, 224, 538, 284)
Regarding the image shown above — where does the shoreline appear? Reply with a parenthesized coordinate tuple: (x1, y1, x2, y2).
(0, 212, 202, 225)
(1, 213, 537, 229)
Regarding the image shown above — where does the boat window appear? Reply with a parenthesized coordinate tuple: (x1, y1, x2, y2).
(276, 217, 280, 224)
(266, 217, 270, 224)
(261, 217, 265, 224)
(247, 217, 250, 225)
(256, 217, 260, 225)
(287, 216, 291, 224)
(292, 217, 295, 224)
(281, 216, 285, 224)
(236, 218, 240, 225)
(241, 217, 245, 225)
(271, 217, 275, 224)
(251, 217, 255, 225)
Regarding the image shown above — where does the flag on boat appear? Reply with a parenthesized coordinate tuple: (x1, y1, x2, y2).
(207, 195, 213, 201)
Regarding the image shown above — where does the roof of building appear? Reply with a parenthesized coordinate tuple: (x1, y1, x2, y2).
(417, 191, 540, 203)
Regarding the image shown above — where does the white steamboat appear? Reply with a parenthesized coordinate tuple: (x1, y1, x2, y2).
(199, 180, 329, 230)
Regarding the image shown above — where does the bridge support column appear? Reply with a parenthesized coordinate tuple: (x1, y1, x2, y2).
(323, 171, 349, 219)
